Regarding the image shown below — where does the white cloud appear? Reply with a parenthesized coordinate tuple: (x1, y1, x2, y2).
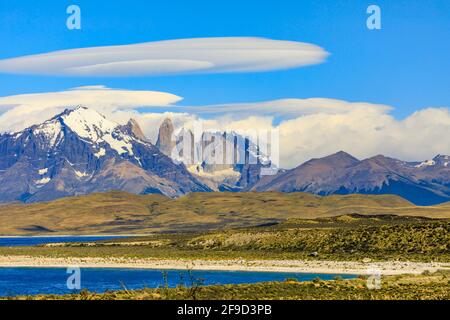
(0, 37, 328, 77)
(0, 86, 181, 132)
(195, 100, 449, 168)
(0, 86, 448, 169)
(276, 107, 450, 168)
(177, 98, 393, 119)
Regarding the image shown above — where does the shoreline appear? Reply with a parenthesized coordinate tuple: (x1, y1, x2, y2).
(1, 256, 449, 275)
(0, 234, 149, 238)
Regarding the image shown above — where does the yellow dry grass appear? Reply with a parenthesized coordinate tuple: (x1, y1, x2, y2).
(0, 191, 449, 235)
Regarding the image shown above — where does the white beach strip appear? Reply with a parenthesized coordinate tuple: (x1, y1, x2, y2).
(0, 234, 150, 238)
(1, 256, 449, 275)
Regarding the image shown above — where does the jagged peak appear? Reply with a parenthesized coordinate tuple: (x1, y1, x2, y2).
(433, 154, 450, 161)
(418, 155, 450, 168)
(127, 118, 139, 126)
(60, 105, 107, 120)
(161, 117, 174, 126)
(50, 105, 91, 119)
(122, 118, 148, 142)
(158, 117, 175, 136)
(25, 107, 139, 157)
(174, 127, 194, 139)
(434, 155, 450, 168)
(57, 107, 117, 140)
(156, 117, 176, 156)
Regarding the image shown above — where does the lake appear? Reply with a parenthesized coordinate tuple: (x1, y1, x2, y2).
(0, 236, 357, 297)
(0, 267, 356, 297)
(0, 236, 128, 247)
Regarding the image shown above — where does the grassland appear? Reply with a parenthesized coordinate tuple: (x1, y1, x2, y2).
(7, 271, 450, 300)
(1, 214, 449, 263)
(0, 191, 450, 236)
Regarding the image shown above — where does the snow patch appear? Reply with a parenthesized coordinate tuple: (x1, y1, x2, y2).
(62, 107, 135, 157)
(188, 165, 240, 183)
(103, 134, 134, 156)
(94, 148, 106, 158)
(33, 121, 64, 147)
(36, 177, 51, 185)
(415, 160, 436, 168)
(74, 170, 88, 178)
(38, 168, 48, 175)
(62, 107, 117, 141)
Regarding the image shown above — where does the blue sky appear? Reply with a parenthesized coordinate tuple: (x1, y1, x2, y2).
(0, 0, 449, 119)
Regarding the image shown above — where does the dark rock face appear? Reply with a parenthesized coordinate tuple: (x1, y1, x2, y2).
(120, 119, 148, 142)
(249, 152, 450, 205)
(156, 118, 176, 157)
(0, 107, 210, 203)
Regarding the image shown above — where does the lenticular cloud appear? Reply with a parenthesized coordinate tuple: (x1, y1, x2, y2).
(0, 37, 329, 77)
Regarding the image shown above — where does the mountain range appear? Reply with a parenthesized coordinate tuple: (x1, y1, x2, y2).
(0, 106, 449, 205)
(0, 107, 210, 203)
(249, 151, 450, 205)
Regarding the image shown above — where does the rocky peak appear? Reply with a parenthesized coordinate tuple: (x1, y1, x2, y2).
(0, 108, 211, 203)
(413, 155, 450, 169)
(433, 155, 450, 167)
(156, 118, 175, 156)
(121, 118, 148, 142)
(29, 106, 138, 156)
(59, 106, 116, 139)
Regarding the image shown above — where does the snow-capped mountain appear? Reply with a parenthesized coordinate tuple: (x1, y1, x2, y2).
(249, 152, 450, 205)
(1, 108, 448, 206)
(155, 118, 275, 191)
(0, 107, 210, 203)
(413, 155, 449, 169)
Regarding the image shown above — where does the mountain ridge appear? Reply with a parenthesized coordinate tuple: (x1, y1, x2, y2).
(1, 107, 449, 205)
(0, 106, 210, 203)
(249, 151, 450, 205)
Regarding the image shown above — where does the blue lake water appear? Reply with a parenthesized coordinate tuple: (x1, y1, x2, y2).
(0, 236, 357, 297)
(0, 267, 356, 297)
(0, 236, 128, 247)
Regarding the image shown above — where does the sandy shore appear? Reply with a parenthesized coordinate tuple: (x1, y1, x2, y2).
(1, 256, 449, 275)
(0, 234, 149, 238)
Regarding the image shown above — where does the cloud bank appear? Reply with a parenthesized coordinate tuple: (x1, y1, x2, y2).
(0, 86, 181, 132)
(178, 98, 393, 120)
(0, 37, 328, 77)
(0, 86, 449, 169)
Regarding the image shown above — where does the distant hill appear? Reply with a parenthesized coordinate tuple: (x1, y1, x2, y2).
(0, 191, 449, 236)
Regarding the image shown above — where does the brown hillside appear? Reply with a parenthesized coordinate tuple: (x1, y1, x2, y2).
(0, 191, 449, 235)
